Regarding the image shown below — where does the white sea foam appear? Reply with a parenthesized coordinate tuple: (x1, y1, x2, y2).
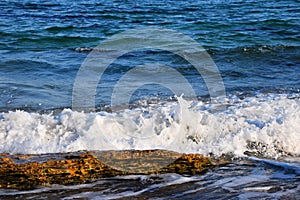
(0, 93, 299, 158)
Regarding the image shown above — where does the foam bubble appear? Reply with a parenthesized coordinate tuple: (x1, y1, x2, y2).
(0, 93, 299, 158)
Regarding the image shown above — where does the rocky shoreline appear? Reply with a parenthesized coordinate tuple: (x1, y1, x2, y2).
(0, 150, 214, 190)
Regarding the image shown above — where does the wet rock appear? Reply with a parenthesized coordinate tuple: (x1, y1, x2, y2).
(0, 150, 213, 190)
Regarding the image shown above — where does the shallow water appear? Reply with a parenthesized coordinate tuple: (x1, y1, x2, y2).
(0, 158, 299, 199)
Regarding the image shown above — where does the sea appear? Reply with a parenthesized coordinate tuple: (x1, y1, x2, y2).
(0, 0, 300, 199)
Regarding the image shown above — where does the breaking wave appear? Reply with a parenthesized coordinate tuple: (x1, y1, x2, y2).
(0, 93, 299, 159)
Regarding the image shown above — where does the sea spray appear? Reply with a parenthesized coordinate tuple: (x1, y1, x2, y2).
(0, 93, 299, 159)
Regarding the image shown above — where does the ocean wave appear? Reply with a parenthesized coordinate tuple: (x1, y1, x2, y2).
(209, 44, 300, 54)
(73, 44, 300, 54)
(0, 93, 299, 159)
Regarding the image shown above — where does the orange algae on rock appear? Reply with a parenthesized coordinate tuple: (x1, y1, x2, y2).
(0, 150, 214, 190)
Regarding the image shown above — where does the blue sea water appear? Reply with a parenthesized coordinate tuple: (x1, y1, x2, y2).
(0, 0, 299, 111)
(0, 0, 300, 199)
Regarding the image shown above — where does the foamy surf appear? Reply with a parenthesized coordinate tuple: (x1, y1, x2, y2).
(0, 93, 299, 159)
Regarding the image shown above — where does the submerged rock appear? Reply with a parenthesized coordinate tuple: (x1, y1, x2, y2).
(0, 150, 213, 190)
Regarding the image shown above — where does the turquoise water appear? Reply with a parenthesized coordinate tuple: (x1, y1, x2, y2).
(0, 0, 300, 198)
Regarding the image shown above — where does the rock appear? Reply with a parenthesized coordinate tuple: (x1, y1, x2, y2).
(0, 150, 214, 190)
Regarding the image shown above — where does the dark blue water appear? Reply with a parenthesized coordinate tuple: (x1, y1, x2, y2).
(0, 0, 300, 198)
(0, 0, 299, 111)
